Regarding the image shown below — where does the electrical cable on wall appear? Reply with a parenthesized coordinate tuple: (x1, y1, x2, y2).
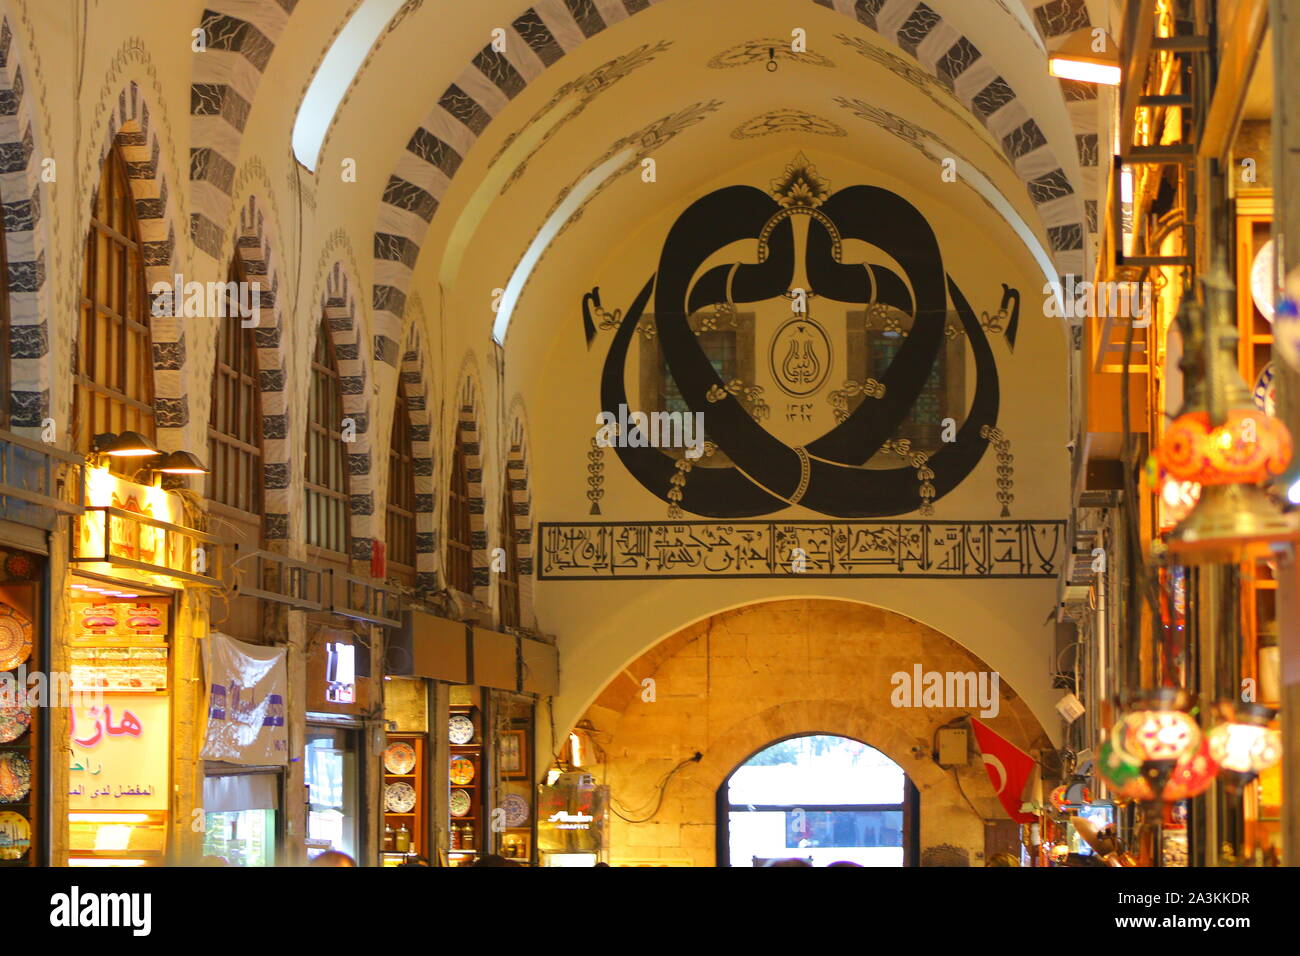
(609, 753, 702, 824)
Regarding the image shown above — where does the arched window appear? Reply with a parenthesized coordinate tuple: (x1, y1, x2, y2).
(207, 260, 263, 517)
(497, 482, 519, 628)
(446, 437, 473, 594)
(75, 145, 154, 464)
(849, 305, 966, 456)
(718, 734, 918, 867)
(305, 318, 350, 555)
(386, 386, 416, 583)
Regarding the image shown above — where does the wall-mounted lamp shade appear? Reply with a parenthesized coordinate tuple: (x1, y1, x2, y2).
(155, 450, 208, 474)
(94, 431, 159, 457)
(1048, 28, 1121, 85)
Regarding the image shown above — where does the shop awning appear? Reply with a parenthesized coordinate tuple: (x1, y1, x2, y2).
(397, 611, 559, 695)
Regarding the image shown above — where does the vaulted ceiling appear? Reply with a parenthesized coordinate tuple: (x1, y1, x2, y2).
(202, 0, 1100, 360)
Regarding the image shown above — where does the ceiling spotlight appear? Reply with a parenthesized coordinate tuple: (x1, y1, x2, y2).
(1047, 28, 1120, 85)
(93, 431, 160, 457)
(154, 450, 209, 475)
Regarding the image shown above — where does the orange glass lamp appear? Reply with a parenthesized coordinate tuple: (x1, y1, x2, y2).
(1156, 264, 1297, 562)
(1206, 702, 1282, 792)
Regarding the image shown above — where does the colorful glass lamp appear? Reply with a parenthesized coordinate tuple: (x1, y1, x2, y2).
(1099, 690, 1215, 804)
(1157, 262, 1295, 562)
(1206, 702, 1282, 792)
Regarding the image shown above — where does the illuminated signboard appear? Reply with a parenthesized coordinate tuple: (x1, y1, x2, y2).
(69, 694, 169, 811)
(325, 642, 355, 704)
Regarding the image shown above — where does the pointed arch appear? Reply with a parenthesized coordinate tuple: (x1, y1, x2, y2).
(448, 368, 487, 604)
(84, 80, 188, 441)
(317, 261, 378, 561)
(227, 193, 292, 538)
(397, 314, 439, 597)
(0, 11, 50, 432)
(504, 405, 535, 629)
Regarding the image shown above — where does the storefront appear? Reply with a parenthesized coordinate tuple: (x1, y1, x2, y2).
(0, 430, 84, 868)
(305, 623, 374, 862)
(0, 541, 50, 868)
(66, 465, 220, 865)
(381, 676, 430, 864)
(198, 631, 289, 866)
(393, 610, 557, 866)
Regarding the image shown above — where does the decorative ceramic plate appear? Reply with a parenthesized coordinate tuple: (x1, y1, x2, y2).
(0, 752, 30, 803)
(383, 741, 417, 775)
(0, 604, 33, 672)
(449, 714, 475, 745)
(0, 705, 31, 744)
(1254, 363, 1277, 417)
(449, 755, 476, 786)
(501, 792, 530, 828)
(0, 810, 30, 861)
(384, 781, 417, 813)
(1252, 239, 1276, 322)
(450, 788, 472, 818)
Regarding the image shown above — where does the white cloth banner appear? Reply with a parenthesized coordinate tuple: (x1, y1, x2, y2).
(201, 632, 288, 765)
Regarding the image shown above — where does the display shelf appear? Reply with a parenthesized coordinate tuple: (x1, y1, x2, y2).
(383, 733, 425, 858)
(447, 705, 482, 858)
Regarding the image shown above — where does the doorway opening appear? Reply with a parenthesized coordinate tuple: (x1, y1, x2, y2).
(717, 734, 919, 867)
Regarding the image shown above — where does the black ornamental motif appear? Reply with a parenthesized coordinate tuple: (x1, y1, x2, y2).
(592, 163, 1002, 519)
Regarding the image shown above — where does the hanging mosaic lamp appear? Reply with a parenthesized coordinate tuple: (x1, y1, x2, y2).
(1098, 736, 1145, 801)
(1049, 785, 1071, 813)
(1161, 734, 1218, 802)
(1157, 261, 1295, 563)
(1099, 690, 1213, 803)
(1206, 702, 1282, 792)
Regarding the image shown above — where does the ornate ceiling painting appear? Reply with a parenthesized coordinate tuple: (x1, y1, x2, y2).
(491, 40, 675, 195)
(585, 154, 1022, 521)
(706, 36, 837, 70)
(731, 110, 847, 140)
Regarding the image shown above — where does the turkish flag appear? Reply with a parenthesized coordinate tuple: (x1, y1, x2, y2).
(970, 717, 1037, 823)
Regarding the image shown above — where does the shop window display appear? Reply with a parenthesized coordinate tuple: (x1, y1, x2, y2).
(203, 809, 276, 867)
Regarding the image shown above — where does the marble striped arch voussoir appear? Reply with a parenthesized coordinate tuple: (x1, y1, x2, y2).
(321, 261, 380, 563)
(230, 192, 293, 539)
(0, 11, 50, 431)
(96, 81, 190, 436)
(372, 0, 1095, 353)
(397, 313, 440, 598)
(189, 0, 298, 265)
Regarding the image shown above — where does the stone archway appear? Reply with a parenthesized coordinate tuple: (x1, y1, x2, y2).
(573, 597, 1050, 866)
